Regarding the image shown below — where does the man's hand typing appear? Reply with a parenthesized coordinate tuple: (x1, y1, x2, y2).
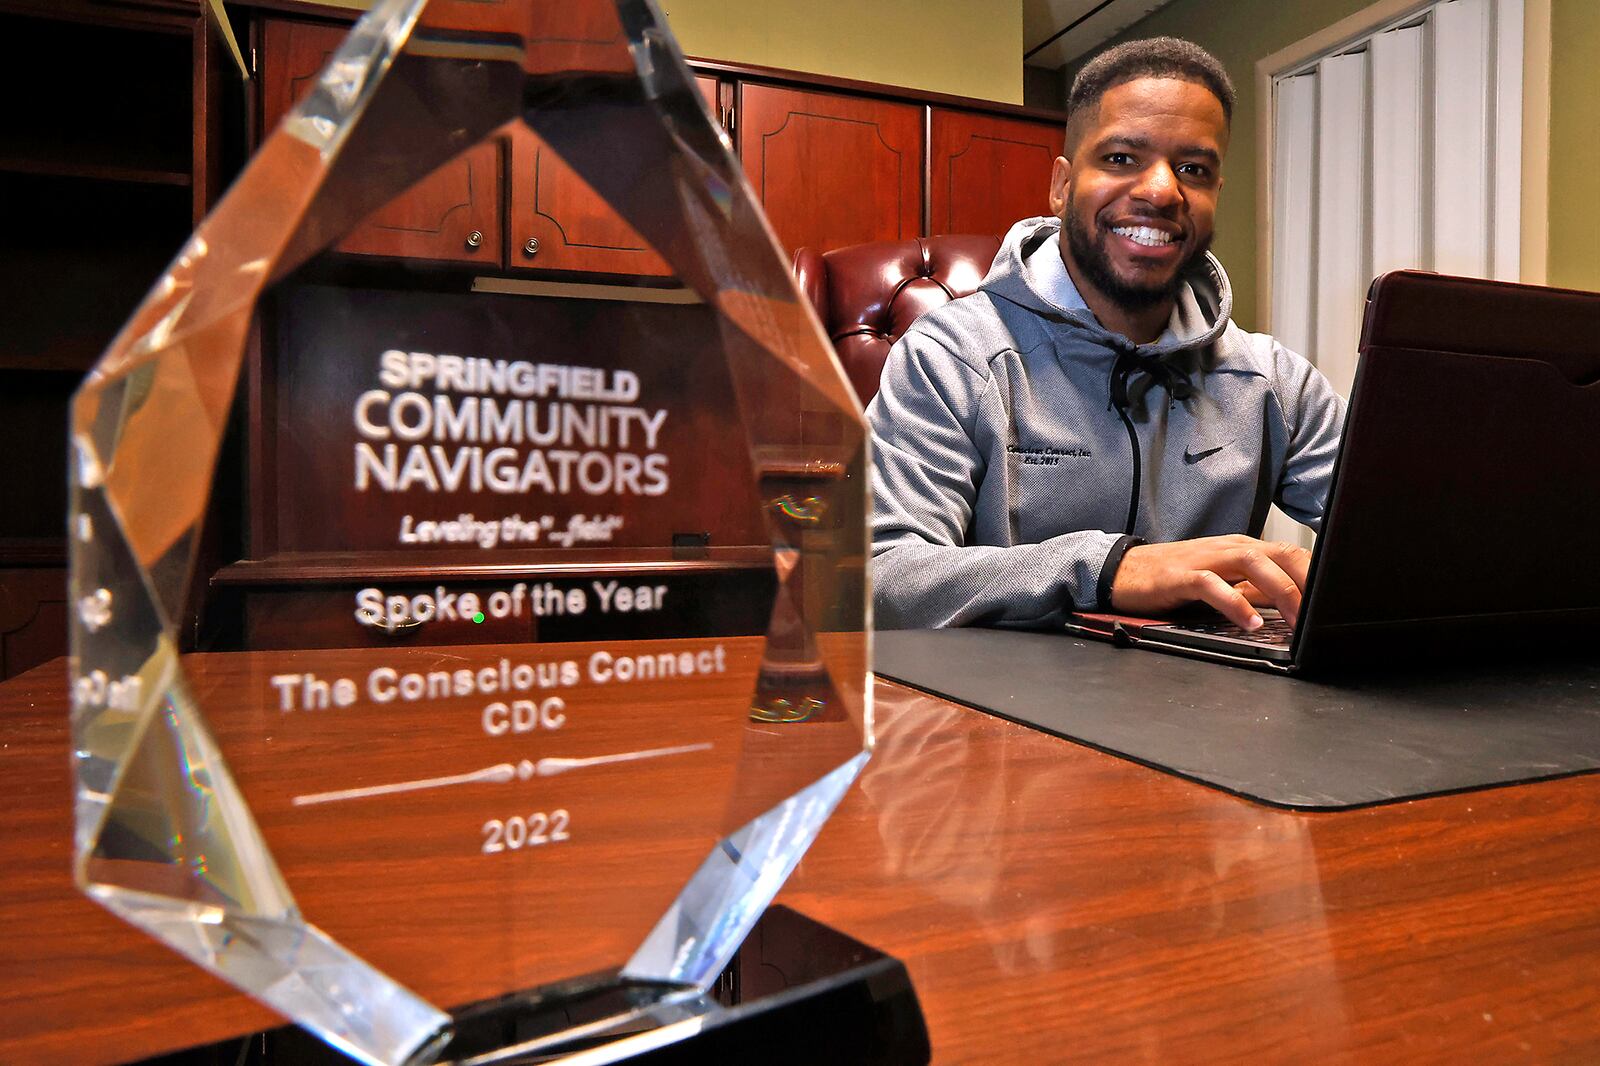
(1109, 535, 1311, 631)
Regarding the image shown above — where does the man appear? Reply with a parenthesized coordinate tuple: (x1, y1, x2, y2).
(868, 37, 1344, 632)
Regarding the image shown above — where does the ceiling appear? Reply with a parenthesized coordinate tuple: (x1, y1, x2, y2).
(1023, 0, 1177, 70)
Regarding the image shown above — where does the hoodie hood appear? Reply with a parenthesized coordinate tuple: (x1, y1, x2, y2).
(976, 216, 1235, 415)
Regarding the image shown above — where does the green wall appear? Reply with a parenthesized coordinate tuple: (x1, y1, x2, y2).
(1061, 0, 1387, 330)
(1547, 0, 1600, 292)
(1065, 0, 1591, 327)
(314, 0, 1025, 104)
(662, 1, 1022, 103)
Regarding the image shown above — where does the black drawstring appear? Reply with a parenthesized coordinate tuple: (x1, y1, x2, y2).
(1107, 347, 1193, 536)
(1110, 348, 1196, 410)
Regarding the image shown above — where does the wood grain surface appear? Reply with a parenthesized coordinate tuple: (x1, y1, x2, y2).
(259, 18, 503, 266)
(929, 108, 1062, 238)
(737, 84, 923, 255)
(3, 651, 1599, 1063)
(503, 75, 719, 277)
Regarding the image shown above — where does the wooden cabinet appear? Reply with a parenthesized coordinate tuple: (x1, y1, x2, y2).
(254, 17, 1069, 265)
(0, 566, 67, 680)
(507, 76, 719, 276)
(930, 109, 1063, 238)
(344, 142, 501, 263)
(260, 17, 725, 276)
(0, 2, 225, 677)
(260, 19, 501, 266)
(0, 9, 206, 376)
(736, 84, 923, 254)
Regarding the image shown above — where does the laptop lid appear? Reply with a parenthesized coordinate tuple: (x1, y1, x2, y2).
(1292, 270, 1600, 670)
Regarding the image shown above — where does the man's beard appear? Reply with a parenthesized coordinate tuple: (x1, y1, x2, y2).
(1063, 199, 1210, 312)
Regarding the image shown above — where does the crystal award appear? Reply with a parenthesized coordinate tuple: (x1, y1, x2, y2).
(67, 2, 871, 1063)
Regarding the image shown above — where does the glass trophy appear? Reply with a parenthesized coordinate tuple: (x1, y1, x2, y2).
(67, 2, 874, 1063)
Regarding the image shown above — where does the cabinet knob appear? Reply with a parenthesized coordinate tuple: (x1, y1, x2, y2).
(465, 230, 483, 249)
(523, 237, 540, 257)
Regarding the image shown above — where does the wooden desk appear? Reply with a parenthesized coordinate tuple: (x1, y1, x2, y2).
(4, 653, 1600, 1063)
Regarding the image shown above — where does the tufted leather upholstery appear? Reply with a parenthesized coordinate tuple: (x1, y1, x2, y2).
(792, 235, 1002, 407)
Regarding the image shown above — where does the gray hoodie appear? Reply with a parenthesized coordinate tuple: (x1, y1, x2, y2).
(866, 216, 1346, 630)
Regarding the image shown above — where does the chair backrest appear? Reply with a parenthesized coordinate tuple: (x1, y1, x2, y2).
(791, 235, 1002, 406)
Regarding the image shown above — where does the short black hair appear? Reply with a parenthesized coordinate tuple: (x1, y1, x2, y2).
(1065, 37, 1234, 153)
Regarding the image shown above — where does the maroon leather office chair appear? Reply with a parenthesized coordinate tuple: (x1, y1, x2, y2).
(791, 235, 1002, 406)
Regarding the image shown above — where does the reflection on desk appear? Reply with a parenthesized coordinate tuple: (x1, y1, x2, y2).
(3, 655, 1600, 1062)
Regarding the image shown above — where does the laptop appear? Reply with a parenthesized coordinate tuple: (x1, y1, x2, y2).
(1064, 269, 1600, 674)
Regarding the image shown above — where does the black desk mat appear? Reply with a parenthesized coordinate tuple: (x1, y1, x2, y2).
(873, 628, 1600, 810)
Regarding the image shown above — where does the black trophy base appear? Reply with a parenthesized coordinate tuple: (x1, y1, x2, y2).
(135, 906, 930, 1066)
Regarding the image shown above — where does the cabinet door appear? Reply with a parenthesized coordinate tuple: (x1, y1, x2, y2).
(930, 109, 1063, 238)
(0, 567, 66, 680)
(506, 75, 719, 276)
(737, 85, 922, 254)
(259, 19, 501, 266)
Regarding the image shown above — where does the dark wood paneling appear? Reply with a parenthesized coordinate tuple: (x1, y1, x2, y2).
(0, 176, 189, 372)
(0, 568, 66, 680)
(929, 108, 1062, 237)
(0, 1, 199, 31)
(506, 70, 721, 278)
(0, 374, 73, 539)
(695, 73, 720, 120)
(737, 84, 922, 254)
(243, 11, 1073, 272)
(338, 140, 502, 263)
(0, 10, 193, 181)
(506, 122, 668, 276)
(191, 13, 221, 223)
(0, 9, 196, 381)
(0, 6, 214, 629)
(505, 75, 720, 277)
(259, 18, 502, 266)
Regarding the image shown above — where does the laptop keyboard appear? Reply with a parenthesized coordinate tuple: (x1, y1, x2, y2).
(1175, 616, 1295, 647)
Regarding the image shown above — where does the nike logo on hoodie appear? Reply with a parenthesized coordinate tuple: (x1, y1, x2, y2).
(1183, 445, 1227, 464)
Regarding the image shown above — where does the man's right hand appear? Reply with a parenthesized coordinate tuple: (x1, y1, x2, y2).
(1109, 534, 1312, 631)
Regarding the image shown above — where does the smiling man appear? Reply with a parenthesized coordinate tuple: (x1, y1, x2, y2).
(867, 37, 1345, 632)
